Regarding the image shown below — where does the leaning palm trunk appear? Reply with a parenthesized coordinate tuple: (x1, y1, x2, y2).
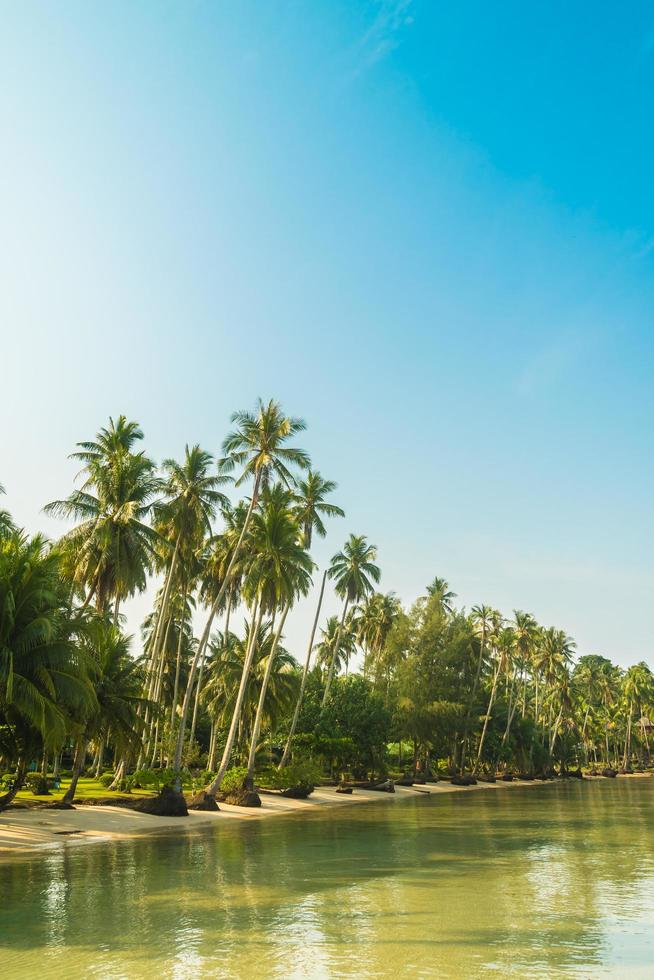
(173, 479, 260, 774)
(461, 626, 486, 772)
(280, 570, 327, 767)
(63, 738, 88, 803)
(474, 656, 501, 773)
(0, 758, 27, 809)
(202, 600, 264, 796)
(321, 595, 349, 707)
(246, 603, 290, 781)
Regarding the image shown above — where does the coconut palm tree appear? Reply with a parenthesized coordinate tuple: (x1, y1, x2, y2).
(293, 471, 344, 548)
(321, 534, 380, 706)
(473, 614, 510, 773)
(202, 491, 313, 797)
(315, 614, 357, 678)
(62, 618, 144, 802)
(354, 592, 400, 681)
(0, 532, 94, 807)
(460, 604, 493, 772)
(621, 663, 654, 770)
(173, 400, 310, 776)
(245, 505, 313, 784)
(425, 577, 457, 616)
(45, 417, 162, 619)
(0, 483, 15, 539)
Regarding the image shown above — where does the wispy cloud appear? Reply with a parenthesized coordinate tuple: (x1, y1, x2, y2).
(350, 0, 414, 78)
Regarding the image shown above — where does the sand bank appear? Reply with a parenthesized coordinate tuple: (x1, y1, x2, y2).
(0, 777, 570, 856)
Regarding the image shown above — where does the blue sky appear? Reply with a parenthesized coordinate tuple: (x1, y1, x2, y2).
(1, 1, 653, 665)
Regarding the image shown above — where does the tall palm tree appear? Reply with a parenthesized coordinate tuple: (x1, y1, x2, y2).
(293, 471, 344, 548)
(322, 534, 380, 706)
(473, 614, 509, 773)
(354, 592, 400, 681)
(204, 491, 313, 796)
(279, 473, 343, 767)
(174, 399, 310, 776)
(45, 417, 161, 618)
(621, 663, 654, 770)
(460, 604, 493, 771)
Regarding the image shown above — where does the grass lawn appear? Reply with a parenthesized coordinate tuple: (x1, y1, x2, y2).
(12, 776, 157, 804)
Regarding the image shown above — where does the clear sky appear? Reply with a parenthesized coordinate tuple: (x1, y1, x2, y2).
(1, 1, 653, 666)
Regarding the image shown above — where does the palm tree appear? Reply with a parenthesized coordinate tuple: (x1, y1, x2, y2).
(354, 592, 400, 681)
(245, 505, 312, 784)
(140, 446, 228, 760)
(425, 577, 457, 616)
(174, 399, 309, 776)
(460, 604, 493, 772)
(0, 532, 94, 807)
(204, 624, 300, 769)
(322, 534, 380, 706)
(45, 417, 161, 618)
(293, 471, 344, 548)
(62, 618, 144, 802)
(279, 473, 343, 767)
(621, 663, 654, 770)
(0, 483, 15, 538)
(473, 614, 509, 773)
(315, 614, 356, 677)
(203, 491, 313, 797)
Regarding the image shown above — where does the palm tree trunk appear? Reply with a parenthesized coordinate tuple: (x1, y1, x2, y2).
(474, 658, 501, 773)
(623, 700, 633, 770)
(321, 595, 349, 707)
(189, 590, 233, 749)
(170, 580, 189, 731)
(280, 570, 327, 767)
(63, 738, 88, 803)
(203, 600, 264, 796)
(94, 740, 104, 778)
(247, 603, 290, 780)
(461, 626, 486, 773)
(0, 757, 27, 809)
(174, 477, 261, 774)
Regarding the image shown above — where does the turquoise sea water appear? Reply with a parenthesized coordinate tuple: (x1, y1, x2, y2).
(2, 779, 654, 978)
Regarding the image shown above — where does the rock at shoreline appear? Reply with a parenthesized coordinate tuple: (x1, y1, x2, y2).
(188, 792, 220, 812)
(131, 786, 188, 817)
(601, 768, 618, 778)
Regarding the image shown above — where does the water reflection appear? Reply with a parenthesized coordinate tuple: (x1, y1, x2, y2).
(1, 779, 654, 978)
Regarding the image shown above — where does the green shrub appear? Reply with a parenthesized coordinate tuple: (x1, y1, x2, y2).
(220, 766, 249, 795)
(260, 758, 322, 794)
(25, 773, 50, 795)
(99, 773, 114, 787)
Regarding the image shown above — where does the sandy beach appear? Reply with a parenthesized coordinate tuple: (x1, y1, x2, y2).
(0, 778, 563, 856)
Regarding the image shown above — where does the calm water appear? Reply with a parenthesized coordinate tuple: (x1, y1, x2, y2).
(2, 779, 654, 978)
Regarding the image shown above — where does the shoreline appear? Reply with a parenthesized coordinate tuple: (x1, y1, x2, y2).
(2, 774, 647, 859)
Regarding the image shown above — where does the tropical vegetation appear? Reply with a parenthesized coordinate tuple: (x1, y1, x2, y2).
(1, 401, 653, 810)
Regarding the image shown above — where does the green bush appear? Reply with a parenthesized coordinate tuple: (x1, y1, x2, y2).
(260, 758, 321, 794)
(220, 766, 249, 795)
(25, 773, 50, 795)
(99, 773, 114, 787)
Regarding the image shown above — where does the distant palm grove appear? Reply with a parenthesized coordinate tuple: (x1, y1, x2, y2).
(1, 399, 652, 810)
